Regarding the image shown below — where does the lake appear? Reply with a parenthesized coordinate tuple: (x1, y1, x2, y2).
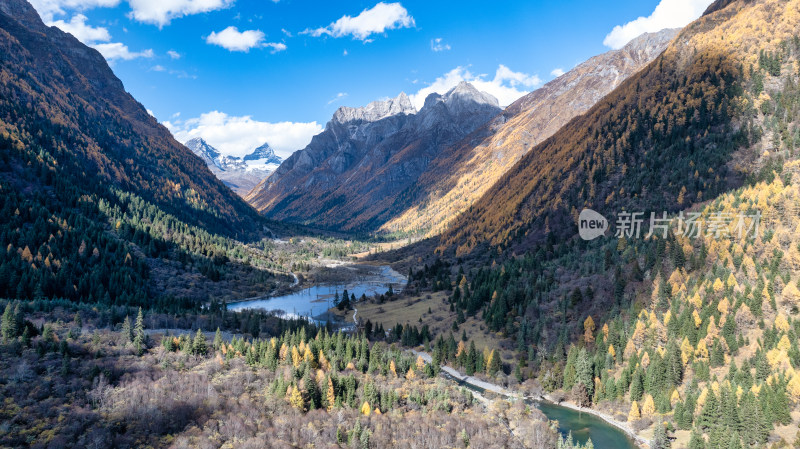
(227, 265, 405, 323)
(534, 399, 638, 449)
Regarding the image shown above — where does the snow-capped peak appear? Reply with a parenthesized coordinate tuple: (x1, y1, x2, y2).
(244, 142, 282, 165)
(332, 92, 417, 124)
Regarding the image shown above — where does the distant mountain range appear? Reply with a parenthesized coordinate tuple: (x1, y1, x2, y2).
(184, 138, 282, 196)
(381, 28, 679, 236)
(246, 82, 502, 231)
(246, 30, 678, 234)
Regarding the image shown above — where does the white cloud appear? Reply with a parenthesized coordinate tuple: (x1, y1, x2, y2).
(206, 26, 265, 52)
(550, 68, 565, 77)
(30, 0, 233, 26)
(430, 37, 450, 52)
(49, 14, 110, 43)
(265, 42, 287, 53)
(29, 0, 120, 22)
(327, 92, 348, 105)
(603, 0, 713, 49)
(151, 64, 166, 71)
(93, 42, 154, 60)
(47, 13, 153, 62)
(410, 65, 541, 109)
(126, 0, 235, 27)
(304, 2, 414, 41)
(165, 111, 323, 159)
(167, 50, 181, 59)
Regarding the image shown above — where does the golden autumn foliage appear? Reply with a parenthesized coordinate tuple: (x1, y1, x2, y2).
(583, 315, 596, 344)
(288, 385, 305, 411)
(326, 377, 335, 411)
(641, 394, 656, 418)
(628, 401, 640, 421)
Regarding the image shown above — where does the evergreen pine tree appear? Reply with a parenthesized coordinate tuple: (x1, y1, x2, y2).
(576, 348, 594, 397)
(192, 328, 208, 355)
(688, 429, 706, 449)
(213, 327, 223, 350)
(133, 307, 145, 355)
(0, 302, 15, 342)
(651, 419, 670, 449)
(630, 368, 644, 401)
(726, 432, 742, 449)
(698, 389, 720, 431)
(121, 315, 133, 343)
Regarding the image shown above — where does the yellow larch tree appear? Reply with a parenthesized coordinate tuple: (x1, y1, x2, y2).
(584, 315, 596, 344)
(787, 373, 800, 400)
(288, 385, 305, 411)
(695, 340, 709, 360)
(326, 377, 336, 411)
(775, 313, 791, 332)
(680, 337, 694, 365)
(291, 345, 302, 368)
(628, 401, 640, 421)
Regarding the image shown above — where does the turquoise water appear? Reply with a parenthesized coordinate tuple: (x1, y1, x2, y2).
(227, 265, 404, 322)
(230, 267, 636, 449)
(442, 372, 636, 449)
(533, 400, 638, 449)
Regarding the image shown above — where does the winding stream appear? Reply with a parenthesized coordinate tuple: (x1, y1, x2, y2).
(229, 267, 637, 448)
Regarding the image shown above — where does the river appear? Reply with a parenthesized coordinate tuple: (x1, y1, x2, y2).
(440, 367, 638, 449)
(534, 400, 638, 449)
(229, 266, 637, 448)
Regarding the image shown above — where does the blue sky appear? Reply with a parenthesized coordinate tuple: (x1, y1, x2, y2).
(31, 0, 713, 158)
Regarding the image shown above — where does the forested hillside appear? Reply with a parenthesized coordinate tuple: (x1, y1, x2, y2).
(436, 0, 800, 258)
(0, 0, 290, 307)
(378, 0, 800, 446)
(0, 299, 566, 448)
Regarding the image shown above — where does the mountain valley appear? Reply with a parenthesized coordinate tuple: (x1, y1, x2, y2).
(3, 0, 800, 448)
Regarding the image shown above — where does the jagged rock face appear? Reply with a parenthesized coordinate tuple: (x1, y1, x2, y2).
(184, 138, 282, 196)
(380, 29, 680, 236)
(332, 92, 416, 124)
(246, 83, 502, 231)
(185, 138, 223, 170)
(244, 143, 282, 165)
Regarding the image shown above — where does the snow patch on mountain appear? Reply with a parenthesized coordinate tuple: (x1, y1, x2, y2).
(185, 137, 282, 196)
